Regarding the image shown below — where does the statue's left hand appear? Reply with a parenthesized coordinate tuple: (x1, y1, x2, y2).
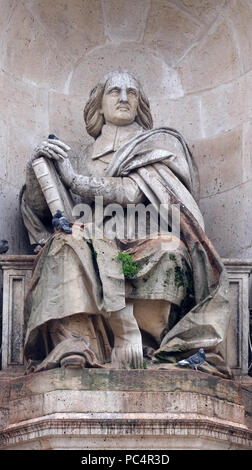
(46, 137, 71, 161)
(30, 137, 71, 163)
(36, 137, 76, 188)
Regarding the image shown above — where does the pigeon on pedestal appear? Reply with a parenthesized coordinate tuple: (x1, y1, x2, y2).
(177, 348, 206, 371)
(52, 210, 72, 234)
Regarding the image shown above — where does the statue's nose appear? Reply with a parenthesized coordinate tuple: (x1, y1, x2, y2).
(119, 89, 128, 102)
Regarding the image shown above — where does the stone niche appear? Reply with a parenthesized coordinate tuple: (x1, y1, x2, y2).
(1, 0, 252, 451)
(1, 0, 252, 260)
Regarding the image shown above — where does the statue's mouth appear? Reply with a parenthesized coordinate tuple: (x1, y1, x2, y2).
(117, 105, 130, 111)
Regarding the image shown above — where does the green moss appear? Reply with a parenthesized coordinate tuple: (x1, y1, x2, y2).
(117, 252, 140, 279)
(130, 360, 148, 369)
(178, 259, 195, 316)
(174, 265, 185, 288)
(174, 259, 194, 291)
(163, 268, 172, 287)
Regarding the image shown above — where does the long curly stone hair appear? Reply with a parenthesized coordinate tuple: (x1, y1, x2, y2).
(84, 70, 153, 139)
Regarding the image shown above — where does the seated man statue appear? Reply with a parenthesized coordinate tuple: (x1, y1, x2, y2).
(21, 70, 230, 377)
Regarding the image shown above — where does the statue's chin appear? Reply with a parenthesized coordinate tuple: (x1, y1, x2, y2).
(106, 114, 135, 127)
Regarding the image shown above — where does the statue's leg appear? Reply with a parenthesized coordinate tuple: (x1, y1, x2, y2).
(108, 301, 143, 369)
(133, 299, 171, 344)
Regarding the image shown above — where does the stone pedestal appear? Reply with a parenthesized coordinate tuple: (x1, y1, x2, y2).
(0, 369, 251, 450)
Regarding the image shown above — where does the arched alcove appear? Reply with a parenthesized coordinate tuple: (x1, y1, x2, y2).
(0, 0, 251, 258)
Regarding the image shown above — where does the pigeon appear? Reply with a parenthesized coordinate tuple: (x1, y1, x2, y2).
(177, 348, 206, 371)
(0, 240, 9, 254)
(48, 134, 59, 141)
(52, 210, 72, 234)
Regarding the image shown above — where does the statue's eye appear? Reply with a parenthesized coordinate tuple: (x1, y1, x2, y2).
(128, 89, 137, 96)
(109, 88, 120, 95)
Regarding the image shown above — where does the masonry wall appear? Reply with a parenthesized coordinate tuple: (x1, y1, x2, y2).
(0, 0, 252, 258)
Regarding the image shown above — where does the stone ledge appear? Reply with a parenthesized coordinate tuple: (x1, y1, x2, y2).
(0, 368, 242, 403)
(0, 254, 35, 269)
(1, 416, 252, 450)
(3, 389, 245, 427)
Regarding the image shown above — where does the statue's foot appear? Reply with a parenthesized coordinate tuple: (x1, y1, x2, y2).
(111, 343, 143, 369)
(109, 302, 143, 369)
(60, 354, 86, 369)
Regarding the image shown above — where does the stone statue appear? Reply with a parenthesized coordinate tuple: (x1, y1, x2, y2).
(21, 70, 231, 377)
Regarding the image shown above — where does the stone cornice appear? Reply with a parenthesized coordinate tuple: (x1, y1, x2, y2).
(1, 415, 252, 450)
(0, 255, 35, 269)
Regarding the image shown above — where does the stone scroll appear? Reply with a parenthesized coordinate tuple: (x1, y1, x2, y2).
(32, 157, 73, 218)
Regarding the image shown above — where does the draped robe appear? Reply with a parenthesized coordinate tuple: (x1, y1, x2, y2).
(21, 123, 231, 376)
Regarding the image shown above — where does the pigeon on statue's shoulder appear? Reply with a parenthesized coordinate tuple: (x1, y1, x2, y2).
(177, 348, 206, 371)
(52, 210, 72, 234)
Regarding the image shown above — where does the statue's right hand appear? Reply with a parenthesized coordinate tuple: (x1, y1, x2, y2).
(30, 138, 71, 164)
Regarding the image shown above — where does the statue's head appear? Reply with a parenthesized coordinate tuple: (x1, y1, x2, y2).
(84, 70, 153, 139)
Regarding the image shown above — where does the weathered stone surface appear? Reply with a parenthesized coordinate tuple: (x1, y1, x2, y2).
(69, 43, 184, 101)
(227, 0, 252, 74)
(190, 127, 243, 198)
(173, 0, 226, 25)
(241, 375, 252, 430)
(199, 76, 246, 138)
(0, 255, 35, 369)
(242, 119, 252, 183)
(0, 369, 251, 450)
(0, 120, 7, 181)
(245, 70, 252, 120)
(143, 0, 202, 66)
(176, 17, 240, 93)
(28, 0, 106, 59)
(223, 259, 252, 375)
(0, 71, 48, 188)
(8, 389, 243, 424)
(155, 94, 203, 140)
(0, 0, 17, 39)
(102, 0, 150, 43)
(48, 91, 90, 146)
(0, 182, 27, 254)
(199, 179, 252, 258)
(1, 3, 73, 91)
(2, 368, 242, 402)
(1, 421, 251, 450)
(0, 68, 47, 252)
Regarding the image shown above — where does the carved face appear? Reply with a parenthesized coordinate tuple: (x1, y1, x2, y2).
(100, 73, 139, 126)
